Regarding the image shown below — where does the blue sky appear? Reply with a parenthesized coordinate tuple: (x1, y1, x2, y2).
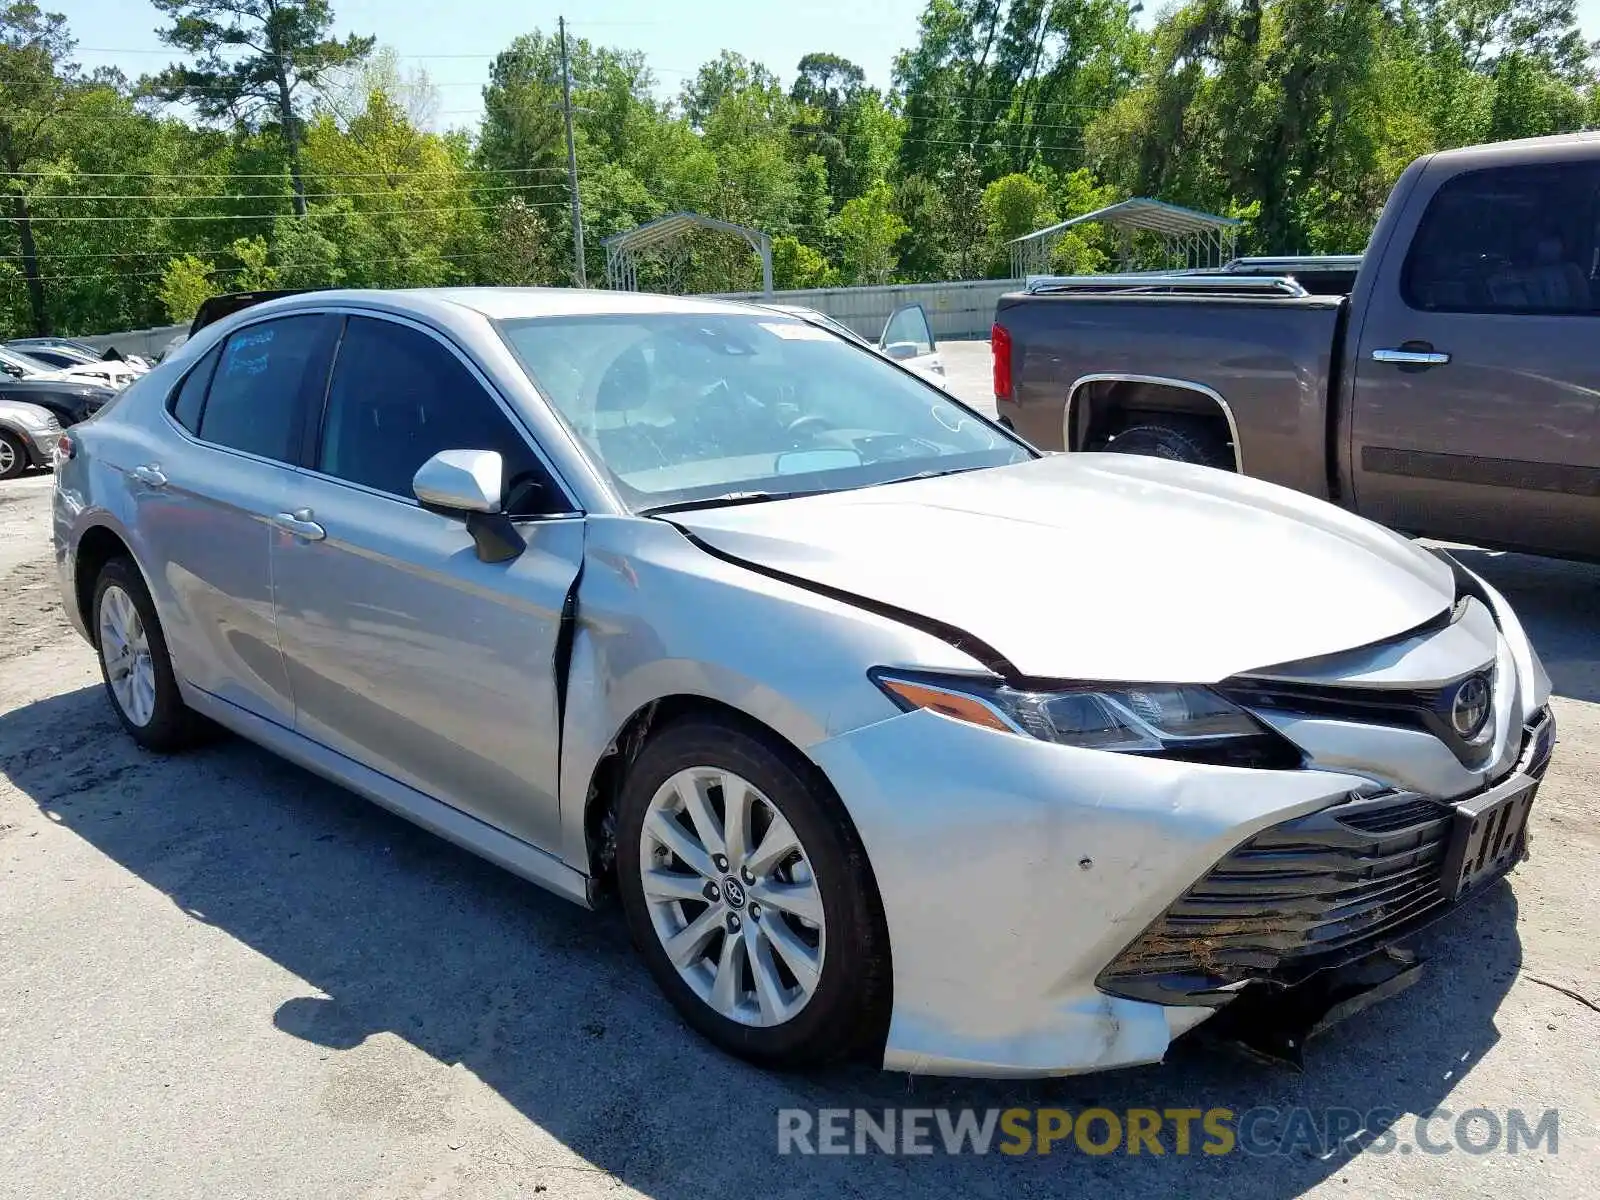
(58, 0, 930, 128)
(52, 0, 1600, 131)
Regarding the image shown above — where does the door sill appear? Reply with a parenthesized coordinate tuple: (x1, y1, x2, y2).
(179, 682, 596, 909)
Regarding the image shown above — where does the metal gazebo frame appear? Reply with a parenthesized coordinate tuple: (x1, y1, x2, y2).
(1008, 198, 1240, 277)
(602, 211, 774, 296)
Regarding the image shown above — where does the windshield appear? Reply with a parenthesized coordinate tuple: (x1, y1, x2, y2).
(496, 312, 1030, 511)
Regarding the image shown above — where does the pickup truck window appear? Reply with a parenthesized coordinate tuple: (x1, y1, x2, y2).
(1403, 163, 1600, 315)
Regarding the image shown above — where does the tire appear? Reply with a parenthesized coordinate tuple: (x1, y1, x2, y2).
(0, 430, 28, 480)
(1106, 419, 1233, 470)
(616, 715, 891, 1068)
(92, 556, 210, 752)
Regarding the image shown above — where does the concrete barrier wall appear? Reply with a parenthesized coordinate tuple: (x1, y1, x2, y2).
(712, 278, 1022, 342)
(78, 278, 1022, 357)
(77, 324, 187, 360)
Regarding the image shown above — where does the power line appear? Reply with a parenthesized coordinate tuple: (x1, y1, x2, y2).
(1, 248, 506, 284)
(12, 200, 574, 223)
(0, 166, 564, 180)
(19, 182, 569, 202)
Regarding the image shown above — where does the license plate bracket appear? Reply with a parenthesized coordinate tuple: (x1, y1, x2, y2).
(1443, 779, 1536, 900)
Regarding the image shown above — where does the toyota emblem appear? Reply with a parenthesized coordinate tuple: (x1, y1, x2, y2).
(1450, 674, 1492, 739)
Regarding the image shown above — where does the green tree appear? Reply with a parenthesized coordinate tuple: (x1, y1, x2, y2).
(157, 253, 217, 322)
(1, 3, 80, 333)
(145, 0, 373, 216)
(771, 234, 835, 288)
(830, 181, 908, 283)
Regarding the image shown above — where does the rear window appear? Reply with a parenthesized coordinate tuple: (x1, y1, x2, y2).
(196, 314, 337, 462)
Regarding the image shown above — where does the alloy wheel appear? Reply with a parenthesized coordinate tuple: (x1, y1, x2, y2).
(98, 583, 157, 727)
(0, 437, 16, 476)
(638, 767, 826, 1027)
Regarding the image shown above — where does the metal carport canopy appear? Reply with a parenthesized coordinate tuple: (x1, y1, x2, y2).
(602, 211, 773, 295)
(1006, 197, 1241, 243)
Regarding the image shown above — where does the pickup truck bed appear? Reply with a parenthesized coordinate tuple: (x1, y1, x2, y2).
(997, 287, 1346, 500)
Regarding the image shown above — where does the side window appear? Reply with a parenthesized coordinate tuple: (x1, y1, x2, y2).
(317, 316, 558, 516)
(1403, 165, 1600, 314)
(881, 304, 935, 354)
(199, 314, 337, 461)
(168, 343, 221, 434)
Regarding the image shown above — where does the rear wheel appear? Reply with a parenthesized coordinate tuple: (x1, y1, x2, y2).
(616, 716, 890, 1068)
(1106, 418, 1232, 470)
(93, 557, 209, 752)
(0, 430, 27, 480)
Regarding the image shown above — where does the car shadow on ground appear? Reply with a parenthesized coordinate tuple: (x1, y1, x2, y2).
(1449, 548, 1600, 704)
(3, 684, 1523, 1198)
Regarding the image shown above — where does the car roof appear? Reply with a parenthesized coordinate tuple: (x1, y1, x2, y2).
(202, 286, 781, 330)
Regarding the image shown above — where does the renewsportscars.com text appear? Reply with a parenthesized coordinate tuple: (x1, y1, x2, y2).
(776, 1106, 1559, 1158)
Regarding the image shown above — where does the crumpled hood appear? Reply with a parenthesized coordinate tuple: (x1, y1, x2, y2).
(670, 453, 1456, 683)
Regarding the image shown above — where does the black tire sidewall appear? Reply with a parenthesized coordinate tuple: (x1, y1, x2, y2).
(0, 431, 27, 480)
(91, 557, 198, 752)
(616, 716, 889, 1068)
(1109, 422, 1230, 469)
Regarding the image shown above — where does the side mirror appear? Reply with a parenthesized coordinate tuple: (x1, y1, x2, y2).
(413, 448, 504, 513)
(412, 449, 526, 564)
(883, 341, 921, 362)
(1, 363, 21, 378)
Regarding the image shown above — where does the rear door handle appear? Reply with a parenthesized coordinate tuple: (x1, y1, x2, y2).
(273, 508, 326, 541)
(1371, 347, 1451, 366)
(131, 464, 167, 488)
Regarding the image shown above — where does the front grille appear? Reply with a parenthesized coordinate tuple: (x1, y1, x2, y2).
(1218, 671, 1497, 770)
(1099, 792, 1452, 1006)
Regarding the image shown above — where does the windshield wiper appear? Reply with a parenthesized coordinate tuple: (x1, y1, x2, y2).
(640, 489, 823, 516)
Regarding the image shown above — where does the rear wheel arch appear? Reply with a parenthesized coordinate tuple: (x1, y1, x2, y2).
(74, 524, 138, 639)
(1067, 375, 1241, 471)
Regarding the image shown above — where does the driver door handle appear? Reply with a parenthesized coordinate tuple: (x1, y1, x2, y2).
(1371, 347, 1451, 366)
(273, 508, 326, 541)
(131, 464, 167, 488)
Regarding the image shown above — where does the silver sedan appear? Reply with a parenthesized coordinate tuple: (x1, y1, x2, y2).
(53, 288, 1553, 1076)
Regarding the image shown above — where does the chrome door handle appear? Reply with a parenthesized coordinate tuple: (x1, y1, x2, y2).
(1371, 348, 1451, 366)
(273, 508, 326, 541)
(131, 464, 167, 488)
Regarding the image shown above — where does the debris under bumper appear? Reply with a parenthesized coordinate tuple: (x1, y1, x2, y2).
(1097, 710, 1555, 1066)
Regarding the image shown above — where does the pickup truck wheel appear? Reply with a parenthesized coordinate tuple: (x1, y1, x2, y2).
(1106, 420, 1232, 470)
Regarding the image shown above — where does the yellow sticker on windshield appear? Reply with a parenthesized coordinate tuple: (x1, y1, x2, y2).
(758, 321, 836, 341)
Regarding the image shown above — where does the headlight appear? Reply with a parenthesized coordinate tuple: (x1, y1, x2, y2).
(871, 669, 1299, 766)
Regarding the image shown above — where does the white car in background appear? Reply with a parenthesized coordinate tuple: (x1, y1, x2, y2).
(0, 347, 141, 390)
(761, 302, 948, 387)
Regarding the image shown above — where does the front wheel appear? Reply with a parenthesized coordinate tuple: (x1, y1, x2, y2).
(616, 716, 890, 1068)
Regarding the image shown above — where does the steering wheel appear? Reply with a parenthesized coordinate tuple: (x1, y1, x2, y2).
(786, 414, 832, 440)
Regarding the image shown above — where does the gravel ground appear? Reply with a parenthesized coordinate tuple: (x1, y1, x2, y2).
(1, 341, 1596, 1198)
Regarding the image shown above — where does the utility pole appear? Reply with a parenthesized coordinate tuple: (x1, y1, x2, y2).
(558, 16, 587, 287)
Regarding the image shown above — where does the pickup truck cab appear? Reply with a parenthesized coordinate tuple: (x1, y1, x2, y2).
(993, 133, 1600, 560)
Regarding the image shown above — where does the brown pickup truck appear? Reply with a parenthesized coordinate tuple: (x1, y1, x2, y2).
(992, 133, 1600, 560)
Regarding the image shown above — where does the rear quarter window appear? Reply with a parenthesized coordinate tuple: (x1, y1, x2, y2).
(168, 344, 221, 434)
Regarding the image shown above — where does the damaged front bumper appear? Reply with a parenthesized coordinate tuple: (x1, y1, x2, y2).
(1099, 709, 1553, 1066)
